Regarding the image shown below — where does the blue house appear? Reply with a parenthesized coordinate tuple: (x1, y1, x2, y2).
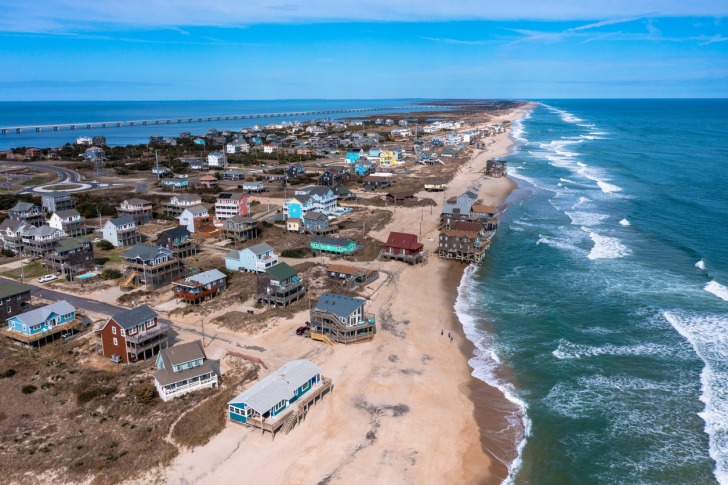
(228, 359, 330, 436)
(284, 186, 337, 219)
(354, 160, 373, 177)
(225, 242, 278, 273)
(193, 138, 206, 146)
(161, 179, 189, 189)
(6, 300, 77, 347)
(302, 211, 330, 234)
(368, 148, 381, 158)
(345, 150, 361, 163)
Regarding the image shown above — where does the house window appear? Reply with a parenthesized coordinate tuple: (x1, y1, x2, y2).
(112, 326, 117, 335)
(113, 337, 118, 346)
(120, 329, 125, 337)
(7, 307, 10, 314)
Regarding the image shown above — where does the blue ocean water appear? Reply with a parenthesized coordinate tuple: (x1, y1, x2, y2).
(457, 100, 728, 484)
(0, 99, 431, 150)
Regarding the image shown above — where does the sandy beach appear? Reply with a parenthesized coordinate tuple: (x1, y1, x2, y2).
(139, 105, 532, 485)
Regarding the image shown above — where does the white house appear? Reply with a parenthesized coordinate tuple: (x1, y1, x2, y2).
(225, 242, 278, 273)
(153, 340, 218, 402)
(102, 216, 140, 247)
(207, 152, 227, 168)
(178, 205, 210, 233)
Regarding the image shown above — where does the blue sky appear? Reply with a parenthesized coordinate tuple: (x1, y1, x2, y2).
(0, 1, 727, 100)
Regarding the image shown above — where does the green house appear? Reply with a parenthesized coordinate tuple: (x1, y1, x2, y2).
(310, 236, 357, 255)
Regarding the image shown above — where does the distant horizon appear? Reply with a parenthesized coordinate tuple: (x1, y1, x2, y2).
(2, 97, 728, 103)
(1, 2, 726, 100)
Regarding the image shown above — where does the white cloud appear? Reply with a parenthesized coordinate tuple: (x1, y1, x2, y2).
(0, 0, 727, 32)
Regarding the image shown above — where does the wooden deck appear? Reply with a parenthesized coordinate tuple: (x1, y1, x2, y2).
(3, 319, 80, 346)
(241, 378, 333, 439)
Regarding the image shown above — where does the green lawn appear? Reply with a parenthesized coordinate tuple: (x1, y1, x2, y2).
(2, 262, 47, 280)
(21, 175, 55, 186)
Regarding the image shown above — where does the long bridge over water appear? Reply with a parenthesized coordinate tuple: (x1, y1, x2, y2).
(0, 105, 443, 135)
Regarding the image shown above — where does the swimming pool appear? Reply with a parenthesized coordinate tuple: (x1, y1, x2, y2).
(77, 273, 97, 280)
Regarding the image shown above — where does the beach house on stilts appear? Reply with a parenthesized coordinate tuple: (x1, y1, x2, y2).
(227, 359, 332, 438)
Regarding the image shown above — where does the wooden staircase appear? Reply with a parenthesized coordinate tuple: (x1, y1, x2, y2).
(310, 332, 335, 347)
(120, 271, 138, 289)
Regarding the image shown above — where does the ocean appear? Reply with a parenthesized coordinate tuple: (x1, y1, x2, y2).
(457, 100, 728, 484)
(0, 99, 433, 150)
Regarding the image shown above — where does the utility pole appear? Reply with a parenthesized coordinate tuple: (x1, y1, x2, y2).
(201, 316, 206, 347)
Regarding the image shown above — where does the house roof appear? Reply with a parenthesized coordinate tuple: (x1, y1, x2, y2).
(461, 191, 478, 201)
(224, 215, 255, 226)
(385, 231, 423, 251)
(199, 175, 218, 181)
(0, 281, 33, 299)
(442, 203, 472, 216)
(11, 300, 76, 327)
(0, 219, 28, 232)
(265, 262, 297, 281)
(54, 209, 81, 218)
(159, 226, 191, 239)
(153, 354, 214, 386)
(314, 292, 365, 319)
(452, 221, 485, 232)
(471, 204, 498, 214)
(55, 236, 90, 253)
(123, 198, 151, 205)
(326, 264, 375, 277)
(109, 304, 157, 330)
(441, 228, 480, 238)
(108, 216, 135, 227)
(187, 269, 226, 285)
(363, 175, 389, 182)
(24, 225, 63, 237)
(303, 211, 327, 222)
(312, 236, 353, 247)
(121, 244, 170, 261)
(246, 242, 274, 256)
(172, 193, 201, 203)
(10, 202, 37, 212)
(228, 360, 322, 415)
(182, 205, 209, 216)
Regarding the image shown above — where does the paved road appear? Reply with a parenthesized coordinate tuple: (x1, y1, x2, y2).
(0, 160, 91, 194)
(0, 276, 258, 350)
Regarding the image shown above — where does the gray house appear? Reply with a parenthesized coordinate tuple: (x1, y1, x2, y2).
(309, 292, 375, 344)
(102, 216, 141, 247)
(9, 202, 45, 227)
(41, 191, 75, 213)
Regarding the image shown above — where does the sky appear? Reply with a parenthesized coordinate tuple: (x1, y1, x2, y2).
(0, 1, 727, 100)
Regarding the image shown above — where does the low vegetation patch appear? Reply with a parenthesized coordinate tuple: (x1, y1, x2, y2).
(171, 367, 258, 448)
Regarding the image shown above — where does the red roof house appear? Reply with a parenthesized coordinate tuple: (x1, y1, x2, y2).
(381, 231, 425, 264)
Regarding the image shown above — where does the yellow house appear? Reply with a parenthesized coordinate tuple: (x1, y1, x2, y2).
(378, 150, 398, 167)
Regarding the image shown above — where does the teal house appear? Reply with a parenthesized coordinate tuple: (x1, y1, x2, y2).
(6, 300, 77, 347)
(345, 150, 361, 163)
(228, 359, 330, 436)
(311, 236, 357, 255)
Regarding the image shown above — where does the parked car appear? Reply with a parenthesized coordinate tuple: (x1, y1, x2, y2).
(37, 274, 57, 283)
(296, 326, 310, 336)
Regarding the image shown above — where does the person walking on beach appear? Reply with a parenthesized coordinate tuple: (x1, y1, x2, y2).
(448, 331, 451, 339)
(441, 329, 444, 336)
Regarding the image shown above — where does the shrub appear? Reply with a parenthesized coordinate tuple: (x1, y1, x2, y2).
(0, 369, 16, 378)
(281, 248, 307, 258)
(96, 240, 114, 251)
(76, 386, 118, 404)
(133, 383, 158, 405)
(100, 269, 122, 280)
(21, 385, 37, 394)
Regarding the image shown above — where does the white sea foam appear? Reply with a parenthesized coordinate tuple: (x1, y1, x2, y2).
(578, 123, 596, 128)
(696, 259, 707, 271)
(455, 266, 530, 484)
(664, 311, 728, 485)
(537, 234, 584, 254)
(583, 229, 631, 260)
(577, 162, 587, 167)
(577, 166, 623, 193)
(705, 281, 728, 302)
(553, 339, 679, 360)
(565, 211, 608, 227)
(544, 105, 584, 124)
(573, 197, 590, 208)
(619, 218, 631, 226)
